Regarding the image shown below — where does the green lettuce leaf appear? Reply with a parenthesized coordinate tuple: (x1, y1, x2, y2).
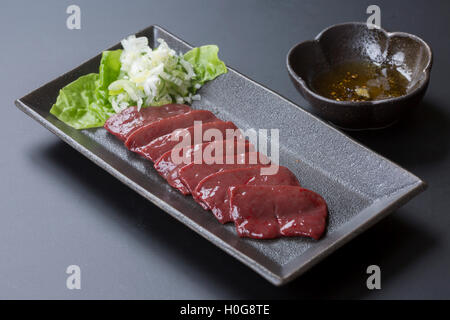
(96, 49, 122, 104)
(184, 45, 227, 86)
(50, 73, 109, 129)
(50, 50, 122, 129)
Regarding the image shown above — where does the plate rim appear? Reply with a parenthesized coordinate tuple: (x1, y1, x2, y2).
(14, 24, 427, 286)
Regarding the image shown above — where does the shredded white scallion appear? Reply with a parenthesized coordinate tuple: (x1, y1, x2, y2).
(108, 35, 201, 112)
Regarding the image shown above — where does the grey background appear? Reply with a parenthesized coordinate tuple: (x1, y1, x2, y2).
(1, 0, 449, 299)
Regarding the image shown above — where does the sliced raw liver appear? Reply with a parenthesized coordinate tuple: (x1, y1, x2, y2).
(125, 110, 218, 153)
(104, 104, 191, 141)
(154, 139, 254, 195)
(230, 185, 327, 240)
(179, 152, 271, 194)
(193, 166, 300, 223)
(140, 121, 242, 161)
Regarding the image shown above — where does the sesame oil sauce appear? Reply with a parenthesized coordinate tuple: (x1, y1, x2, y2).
(311, 61, 409, 102)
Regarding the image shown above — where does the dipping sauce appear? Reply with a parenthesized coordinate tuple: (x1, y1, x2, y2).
(311, 61, 410, 102)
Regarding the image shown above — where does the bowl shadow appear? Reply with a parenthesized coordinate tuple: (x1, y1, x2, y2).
(347, 99, 449, 168)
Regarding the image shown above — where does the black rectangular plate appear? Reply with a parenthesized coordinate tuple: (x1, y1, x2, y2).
(15, 25, 426, 285)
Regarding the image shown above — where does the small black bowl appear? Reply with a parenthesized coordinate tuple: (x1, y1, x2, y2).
(286, 22, 433, 130)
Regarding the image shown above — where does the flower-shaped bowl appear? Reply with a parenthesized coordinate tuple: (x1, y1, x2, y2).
(286, 22, 432, 130)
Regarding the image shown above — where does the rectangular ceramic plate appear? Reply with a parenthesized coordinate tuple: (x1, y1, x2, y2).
(15, 25, 426, 286)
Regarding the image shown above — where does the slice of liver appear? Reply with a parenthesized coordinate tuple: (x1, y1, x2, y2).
(230, 185, 327, 240)
(154, 139, 254, 195)
(179, 152, 271, 194)
(140, 121, 242, 161)
(125, 110, 218, 153)
(193, 166, 300, 223)
(104, 104, 191, 141)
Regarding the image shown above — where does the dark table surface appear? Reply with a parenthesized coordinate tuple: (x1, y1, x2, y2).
(1, 0, 449, 299)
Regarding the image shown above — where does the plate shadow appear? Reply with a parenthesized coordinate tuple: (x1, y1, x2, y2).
(28, 140, 436, 299)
